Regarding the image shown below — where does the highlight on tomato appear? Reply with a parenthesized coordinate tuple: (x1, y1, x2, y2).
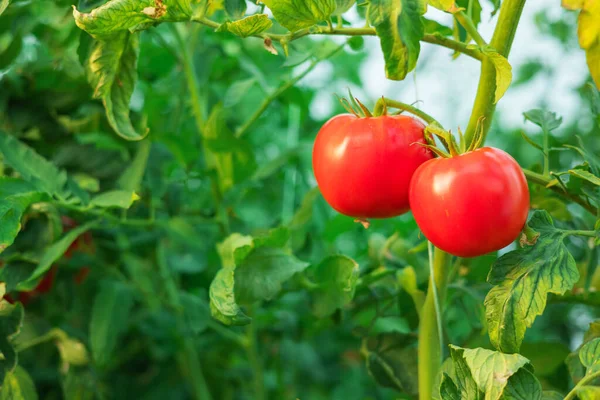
(312, 96, 433, 219)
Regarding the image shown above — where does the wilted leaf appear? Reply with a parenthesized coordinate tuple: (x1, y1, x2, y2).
(485, 211, 579, 353)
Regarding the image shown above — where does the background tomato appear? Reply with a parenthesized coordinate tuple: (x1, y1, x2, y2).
(409, 147, 529, 257)
(313, 114, 433, 218)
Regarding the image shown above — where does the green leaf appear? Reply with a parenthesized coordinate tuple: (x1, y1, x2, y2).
(310, 255, 358, 317)
(53, 330, 89, 367)
(0, 0, 9, 16)
(62, 370, 96, 400)
(90, 190, 140, 209)
(18, 221, 98, 290)
(519, 342, 571, 377)
(500, 368, 542, 400)
(423, 17, 453, 36)
(485, 211, 579, 353)
(442, 346, 484, 400)
(577, 386, 600, 400)
(83, 32, 146, 140)
(261, 0, 336, 32)
(118, 140, 151, 191)
(210, 229, 309, 325)
(440, 374, 462, 400)
(397, 266, 426, 318)
(0, 366, 38, 400)
(334, 0, 355, 15)
(569, 168, 600, 186)
(0, 132, 68, 196)
(580, 337, 600, 369)
(225, 0, 246, 18)
(73, 0, 192, 37)
(365, 334, 419, 395)
(523, 109, 563, 133)
(217, 14, 273, 38)
(203, 104, 256, 192)
(0, 178, 49, 254)
(0, 33, 22, 70)
(372, 316, 411, 335)
(566, 320, 600, 384)
(0, 296, 24, 382)
(180, 292, 210, 334)
(482, 48, 513, 103)
(540, 392, 564, 400)
(90, 281, 134, 368)
(369, 0, 425, 80)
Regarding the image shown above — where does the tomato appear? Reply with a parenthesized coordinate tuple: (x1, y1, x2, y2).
(313, 114, 433, 218)
(409, 147, 529, 257)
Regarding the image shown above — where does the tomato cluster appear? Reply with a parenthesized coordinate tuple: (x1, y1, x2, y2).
(313, 114, 530, 258)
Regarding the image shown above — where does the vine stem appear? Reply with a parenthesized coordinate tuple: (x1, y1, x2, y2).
(564, 370, 600, 400)
(522, 168, 598, 215)
(419, 1, 527, 399)
(374, 98, 441, 126)
(463, 0, 527, 144)
(454, 11, 488, 47)
(194, 17, 484, 61)
(246, 308, 266, 400)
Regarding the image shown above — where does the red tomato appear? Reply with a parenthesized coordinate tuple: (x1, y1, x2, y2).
(409, 147, 529, 257)
(313, 114, 433, 218)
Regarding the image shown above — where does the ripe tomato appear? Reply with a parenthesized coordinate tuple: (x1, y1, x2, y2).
(409, 147, 529, 257)
(313, 114, 433, 218)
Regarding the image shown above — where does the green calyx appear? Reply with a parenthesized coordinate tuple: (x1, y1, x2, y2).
(418, 116, 487, 158)
(336, 88, 373, 118)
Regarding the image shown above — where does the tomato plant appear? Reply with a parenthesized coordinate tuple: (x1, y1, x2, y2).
(313, 113, 432, 218)
(410, 147, 529, 257)
(0, 0, 599, 400)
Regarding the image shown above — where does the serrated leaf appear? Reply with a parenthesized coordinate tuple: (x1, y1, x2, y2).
(217, 14, 273, 37)
(440, 374, 462, 400)
(500, 367, 542, 400)
(261, 0, 336, 32)
(369, 0, 425, 80)
(90, 281, 134, 368)
(0, 178, 49, 254)
(569, 168, 600, 186)
(83, 32, 145, 140)
(210, 229, 308, 325)
(0, 132, 68, 196)
(567, 320, 600, 384)
(90, 190, 139, 209)
(310, 255, 358, 317)
(73, 0, 192, 36)
(18, 221, 98, 290)
(0, 366, 38, 400)
(0, 299, 24, 382)
(365, 334, 419, 395)
(440, 346, 483, 400)
(485, 211, 579, 353)
(523, 109, 563, 132)
(482, 48, 512, 103)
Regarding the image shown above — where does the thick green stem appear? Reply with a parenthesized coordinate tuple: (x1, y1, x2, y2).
(454, 11, 488, 47)
(418, 249, 451, 400)
(464, 0, 527, 145)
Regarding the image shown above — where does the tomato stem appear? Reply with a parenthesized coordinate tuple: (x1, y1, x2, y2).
(374, 98, 441, 126)
(454, 11, 488, 48)
(564, 370, 600, 400)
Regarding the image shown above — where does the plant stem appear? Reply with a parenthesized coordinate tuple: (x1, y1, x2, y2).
(418, 249, 451, 400)
(246, 316, 266, 400)
(235, 42, 345, 138)
(522, 168, 598, 215)
(193, 17, 484, 61)
(374, 98, 441, 125)
(463, 0, 527, 145)
(564, 370, 600, 400)
(562, 230, 598, 238)
(454, 11, 488, 47)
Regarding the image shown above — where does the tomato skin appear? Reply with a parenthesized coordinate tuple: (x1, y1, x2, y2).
(409, 147, 529, 258)
(313, 114, 433, 218)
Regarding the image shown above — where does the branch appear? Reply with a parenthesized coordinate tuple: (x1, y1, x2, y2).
(193, 17, 483, 61)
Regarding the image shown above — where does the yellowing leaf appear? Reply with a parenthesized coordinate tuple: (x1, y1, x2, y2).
(217, 14, 273, 37)
(428, 0, 455, 11)
(261, 0, 336, 32)
(483, 48, 512, 103)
